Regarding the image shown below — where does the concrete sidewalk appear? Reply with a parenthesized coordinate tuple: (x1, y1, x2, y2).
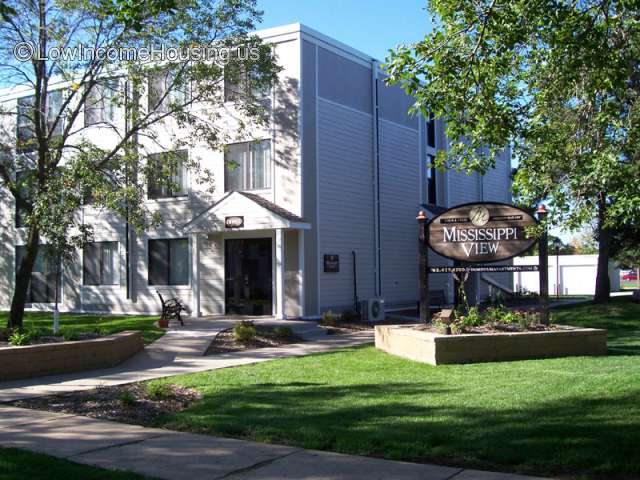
(0, 405, 552, 480)
(0, 317, 372, 402)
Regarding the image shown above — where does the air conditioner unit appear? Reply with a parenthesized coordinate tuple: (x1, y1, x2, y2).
(362, 298, 385, 322)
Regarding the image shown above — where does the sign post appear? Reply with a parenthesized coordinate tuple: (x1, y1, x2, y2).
(417, 209, 430, 323)
(536, 205, 550, 325)
(419, 202, 540, 323)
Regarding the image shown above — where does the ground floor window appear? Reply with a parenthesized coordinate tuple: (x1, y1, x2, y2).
(83, 241, 119, 285)
(148, 238, 189, 285)
(15, 245, 60, 303)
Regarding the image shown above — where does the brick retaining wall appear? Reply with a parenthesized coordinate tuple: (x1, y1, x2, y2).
(0, 331, 144, 381)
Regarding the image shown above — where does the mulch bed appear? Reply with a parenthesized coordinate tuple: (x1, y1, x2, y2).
(0, 333, 102, 349)
(414, 322, 559, 335)
(205, 325, 304, 355)
(10, 383, 202, 426)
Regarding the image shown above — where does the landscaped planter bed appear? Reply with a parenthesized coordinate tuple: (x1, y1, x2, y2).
(375, 324, 607, 365)
(0, 331, 143, 381)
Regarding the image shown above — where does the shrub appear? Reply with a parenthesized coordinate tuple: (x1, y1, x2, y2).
(459, 306, 483, 329)
(119, 391, 137, 407)
(233, 321, 257, 343)
(319, 310, 339, 327)
(9, 330, 31, 346)
(273, 326, 294, 339)
(146, 382, 174, 400)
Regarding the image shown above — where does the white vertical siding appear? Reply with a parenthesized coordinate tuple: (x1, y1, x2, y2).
(317, 99, 376, 310)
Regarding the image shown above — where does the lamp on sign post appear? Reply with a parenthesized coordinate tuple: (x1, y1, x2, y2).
(536, 204, 550, 325)
(552, 237, 563, 298)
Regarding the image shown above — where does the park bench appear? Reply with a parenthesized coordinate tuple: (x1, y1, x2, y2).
(156, 290, 185, 326)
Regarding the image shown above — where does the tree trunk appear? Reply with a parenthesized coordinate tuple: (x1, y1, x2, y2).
(594, 195, 611, 303)
(8, 226, 40, 329)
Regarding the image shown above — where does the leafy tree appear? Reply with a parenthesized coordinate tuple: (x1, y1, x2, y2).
(0, 0, 279, 328)
(611, 223, 640, 270)
(385, 0, 640, 303)
(569, 228, 599, 255)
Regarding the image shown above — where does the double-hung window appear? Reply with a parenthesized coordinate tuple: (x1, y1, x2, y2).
(85, 79, 120, 126)
(224, 140, 271, 191)
(15, 245, 60, 303)
(224, 64, 271, 103)
(148, 238, 189, 286)
(83, 242, 119, 285)
(17, 91, 64, 147)
(148, 70, 189, 113)
(147, 150, 188, 199)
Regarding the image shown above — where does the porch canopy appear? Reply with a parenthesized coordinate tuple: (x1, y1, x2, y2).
(182, 191, 310, 320)
(183, 191, 311, 234)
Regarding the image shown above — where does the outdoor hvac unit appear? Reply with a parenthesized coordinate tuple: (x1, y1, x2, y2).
(362, 298, 385, 322)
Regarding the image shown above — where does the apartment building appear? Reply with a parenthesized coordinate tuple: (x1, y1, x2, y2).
(0, 23, 512, 319)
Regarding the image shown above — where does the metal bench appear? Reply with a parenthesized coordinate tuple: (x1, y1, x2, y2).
(156, 290, 185, 326)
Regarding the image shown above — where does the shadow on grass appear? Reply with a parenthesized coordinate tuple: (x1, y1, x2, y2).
(157, 379, 640, 479)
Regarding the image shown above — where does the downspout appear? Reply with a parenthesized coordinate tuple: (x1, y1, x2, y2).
(124, 79, 130, 300)
(371, 59, 381, 297)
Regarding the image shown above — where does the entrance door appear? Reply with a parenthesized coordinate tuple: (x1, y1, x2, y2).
(225, 238, 273, 315)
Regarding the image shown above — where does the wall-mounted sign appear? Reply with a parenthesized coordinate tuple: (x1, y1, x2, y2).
(225, 216, 244, 228)
(427, 202, 537, 263)
(324, 254, 340, 273)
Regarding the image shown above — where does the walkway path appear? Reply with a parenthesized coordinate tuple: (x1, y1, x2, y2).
(0, 405, 551, 480)
(0, 317, 372, 402)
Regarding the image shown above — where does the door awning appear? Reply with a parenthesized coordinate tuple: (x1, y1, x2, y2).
(183, 191, 311, 234)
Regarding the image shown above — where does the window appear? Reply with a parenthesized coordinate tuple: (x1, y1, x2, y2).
(426, 113, 436, 148)
(16, 91, 64, 147)
(85, 79, 120, 126)
(15, 169, 33, 227)
(148, 238, 189, 286)
(224, 64, 271, 103)
(83, 242, 119, 285)
(147, 150, 188, 199)
(148, 70, 189, 113)
(15, 245, 60, 303)
(427, 154, 437, 205)
(224, 140, 271, 191)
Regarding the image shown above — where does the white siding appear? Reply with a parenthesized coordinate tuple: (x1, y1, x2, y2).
(317, 99, 376, 310)
(378, 120, 420, 305)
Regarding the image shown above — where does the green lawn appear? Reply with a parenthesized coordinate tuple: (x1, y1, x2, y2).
(0, 448, 150, 480)
(148, 297, 640, 479)
(0, 311, 164, 344)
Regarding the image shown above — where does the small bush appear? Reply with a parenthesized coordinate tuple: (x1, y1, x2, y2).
(146, 382, 174, 400)
(233, 321, 257, 343)
(319, 310, 339, 327)
(9, 330, 31, 346)
(119, 391, 137, 407)
(273, 326, 294, 339)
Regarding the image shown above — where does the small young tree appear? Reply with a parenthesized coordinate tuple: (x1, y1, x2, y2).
(385, 0, 640, 303)
(0, 0, 279, 329)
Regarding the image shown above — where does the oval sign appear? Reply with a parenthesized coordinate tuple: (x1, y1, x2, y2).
(427, 202, 538, 263)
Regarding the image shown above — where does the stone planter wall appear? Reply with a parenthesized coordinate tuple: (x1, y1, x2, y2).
(375, 325, 607, 365)
(0, 331, 143, 381)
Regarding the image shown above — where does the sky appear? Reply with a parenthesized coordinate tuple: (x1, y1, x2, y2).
(256, 0, 432, 62)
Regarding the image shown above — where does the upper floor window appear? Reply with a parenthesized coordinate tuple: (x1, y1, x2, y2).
(426, 113, 436, 148)
(148, 70, 189, 113)
(224, 140, 271, 192)
(427, 154, 437, 205)
(148, 238, 189, 286)
(85, 79, 120, 126)
(83, 241, 119, 285)
(17, 91, 64, 146)
(147, 150, 188, 199)
(224, 64, 271, 103)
